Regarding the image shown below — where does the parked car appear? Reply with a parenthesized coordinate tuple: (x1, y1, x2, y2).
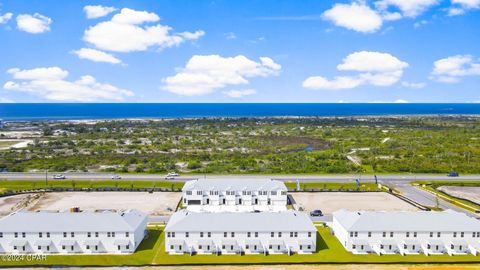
(53, 174, 66, 179)
(447, 172, 459, 177)
(310, 209, 323, 216)
(111, 175, 121, 180)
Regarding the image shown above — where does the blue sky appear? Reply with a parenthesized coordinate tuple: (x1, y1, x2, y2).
(0, 0, 479, 103)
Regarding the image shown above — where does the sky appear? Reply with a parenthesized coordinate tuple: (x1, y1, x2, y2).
(0, 0, 479, 103)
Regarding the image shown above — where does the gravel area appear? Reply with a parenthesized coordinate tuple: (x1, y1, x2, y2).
(26, 192, 182, 215)
(437, 186, 480, 205)
(292, 192, 419, 214)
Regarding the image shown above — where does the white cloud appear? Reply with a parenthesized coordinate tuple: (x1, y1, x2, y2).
(401, 81, 427, 88)
(0, 12, 13, 24)
(375, 0, 439, 17)
(73, 48, 122, 64)
(322, 1, 383, 33)
(162, 55, 281, 96)
(4, 67, 133, 101)
(224, 32, 237, 39)
(303, 51, 408, 90)
(223, 89, 257, 98)
(16, 13, 52, 34)
(83, 5, 117, 19)
(431, 55, 480, 83)
(448, 0, 480, 15)
(413, 20, 429, 28)
(84, 8, 204, 53)
(394, 99, 409, 103)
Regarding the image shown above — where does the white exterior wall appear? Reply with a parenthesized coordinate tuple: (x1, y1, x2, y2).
(0, 230, 145, 254)
(183, 190, 287, 212)
(165, 230, 316, 255)
(331, 219, 480, 256)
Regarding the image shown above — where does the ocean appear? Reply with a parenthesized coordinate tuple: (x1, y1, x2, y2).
(1, 103, 480, 121)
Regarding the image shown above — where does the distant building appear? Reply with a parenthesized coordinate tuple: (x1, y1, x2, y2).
(0, 210, 148, 254)
(165, 210, 316, 255)
(331, 209, 480, 256)
(182, 179, 288, 212)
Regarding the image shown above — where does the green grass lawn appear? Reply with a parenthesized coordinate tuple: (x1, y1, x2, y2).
(2, 227, 480, 267)
(284, 182, 381, 192)
(0, 180, 185, 193)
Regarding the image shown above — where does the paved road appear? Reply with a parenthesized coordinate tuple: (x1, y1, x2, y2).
(148, 214, 332, 224)
(2, 172, 480, 182)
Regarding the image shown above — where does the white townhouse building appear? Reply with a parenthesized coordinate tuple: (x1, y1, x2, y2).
(331, 209, 480, 256)
(164, 210, 316, 255)
(0, 209, 148, 254)
(182, 179, 288, 212)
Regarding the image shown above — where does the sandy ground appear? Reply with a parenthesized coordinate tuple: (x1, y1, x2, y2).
(438, 186, 480, 205)
(18, 265, 480, 270)
(25, 192, 182, 215)
(0, 193, 42, 216)
(293, 192, 419, 214)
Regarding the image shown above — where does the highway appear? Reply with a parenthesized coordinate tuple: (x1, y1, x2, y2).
(2, 172, 480, 182)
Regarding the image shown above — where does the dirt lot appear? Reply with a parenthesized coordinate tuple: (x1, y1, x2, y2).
(15, 192, 182, 215)
(437, 186, 480, 205)
(292, 192, 419, 214)
(0, 194, 43, 216)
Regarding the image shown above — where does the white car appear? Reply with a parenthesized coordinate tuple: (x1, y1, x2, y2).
(165, 172, 180, 179)
(53, 174, 66, 179)
(111, 175, 121, 180)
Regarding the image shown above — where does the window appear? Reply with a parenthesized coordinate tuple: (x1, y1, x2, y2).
(186, 191, 192, 195)
(88, 232, 91, 238)
(172, 232, 175, 238)
(22, 232, 25, 238)
(39, 232, 43, 238)
(382, 232, 386, 237)
(170, 245, 174, 249)
(308, 245, 311, 249)
(290, 232, 293, 237)
(108, 232, 112, 237)
(352, 244, 356, 249)
(248, 232, 251, 237)
(460, 232, 464, 238)
(246, 245, 249, 249)
(0, 232, 2, 238)
(118, 245, 121, 250)
(71, 232, 75, 237)
(271, 232, 274, 237)
(350, 232, 353, 237)
(413, 232, 417, 238)
(430, 232, 433, 237)
(231, 232, 235, 237)
(278, 232, 282, 237)
(271, 191, 277, 195)
(126, 232, 129, 237)
(354, 232, 358, 237)
(281, 191, 287, 195)
(224, 232, 227, 237)
(255, 232, 258, 238)
(126, 245, 129, 250)
(437, 232, 441, 237)
(38, 246, 41, 250)
(62, 245, 65, 250)
(185, 232, 189, 238)
(200, 232, 204, 238)
(95, 232, 99, 237)
(14, 232, 18, 238)
(308, 232, 312, 237)
(368, 232, 372, 238)
(196, 191, 202, 195)
(63, 232, 67, 238)
(208, 232, 211, 238)
(406, 232, 410, 238)
(390, 232, 394, 237)
(453, 232, 457, 238)
(167, 232, 171, 238)
(112, 232, 115, 237)
(473, 232, 476, 238)
(86, 245, 90, 250)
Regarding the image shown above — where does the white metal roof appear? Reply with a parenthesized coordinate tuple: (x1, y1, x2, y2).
(333, 209, 480, 232)
(165, 210, 315, 232)
(0, 209, 147, 233)
(182, 179, 287, 192)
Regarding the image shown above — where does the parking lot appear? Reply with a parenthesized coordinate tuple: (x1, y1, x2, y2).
(24, 192, 182, 216)
(292, 192, 419, 214)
